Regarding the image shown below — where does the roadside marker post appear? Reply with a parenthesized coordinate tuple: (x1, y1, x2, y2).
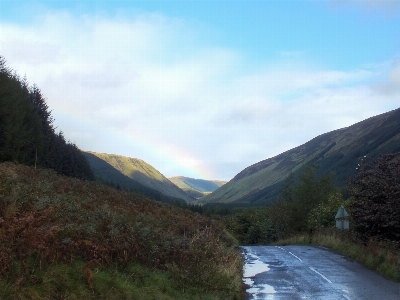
(335, 206, 349, 230)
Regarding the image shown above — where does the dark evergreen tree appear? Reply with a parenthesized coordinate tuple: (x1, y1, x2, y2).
(0, 56, 94, 180)
(28, 85, 53, 166)
(0, 59, 41, 165)
(349, 152, 400, 241)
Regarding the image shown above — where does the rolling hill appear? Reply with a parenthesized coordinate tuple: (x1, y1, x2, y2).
(201, 107, 400, 205)
(168, 176, 226, 199)
(83, 152, 194, 203)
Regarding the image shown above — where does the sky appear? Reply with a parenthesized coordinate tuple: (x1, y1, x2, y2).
(1, 0, 400, 181)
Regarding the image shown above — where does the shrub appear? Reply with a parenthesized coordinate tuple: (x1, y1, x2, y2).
(349, 152, 400, 241)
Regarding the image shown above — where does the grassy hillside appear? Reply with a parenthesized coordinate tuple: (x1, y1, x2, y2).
(0, 162, 244, 299)
(84, 152, 188, 205)
(84, 152, 194, 203)
(202, 107, 400, 205)
(169, 176, 226, 199)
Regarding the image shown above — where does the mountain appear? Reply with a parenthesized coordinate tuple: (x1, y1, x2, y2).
(201, 107, 400, 205)
(168, 176, 226, 199)
(83, 152, 194, 203)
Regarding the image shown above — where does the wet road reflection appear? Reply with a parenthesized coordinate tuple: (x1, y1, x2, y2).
(242, 245, 399, 300)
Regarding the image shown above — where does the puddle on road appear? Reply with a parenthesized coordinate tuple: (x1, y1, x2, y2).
(244, 253, 270, 277)
(242, 248, 276, 298)
(247, 284, 276, 295)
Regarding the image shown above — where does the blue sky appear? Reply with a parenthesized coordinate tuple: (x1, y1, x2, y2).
(1, 0, 400, 180)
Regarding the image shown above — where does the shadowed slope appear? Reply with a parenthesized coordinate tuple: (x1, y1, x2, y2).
(202, 107, 400, 205)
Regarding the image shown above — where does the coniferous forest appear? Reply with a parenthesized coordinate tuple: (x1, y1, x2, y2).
(0, 56, 94, 180)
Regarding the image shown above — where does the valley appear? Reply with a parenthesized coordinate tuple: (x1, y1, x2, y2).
(201, 108, 400, 205)
(1, 54, 399, 299)
(85, 108, 400, 211)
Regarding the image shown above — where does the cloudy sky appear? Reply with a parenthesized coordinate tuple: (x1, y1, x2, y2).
(1, 0, 400, 181)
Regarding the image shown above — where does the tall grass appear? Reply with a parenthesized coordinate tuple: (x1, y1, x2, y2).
(274, 228, 400, 282)
(0, 162, 244, 299)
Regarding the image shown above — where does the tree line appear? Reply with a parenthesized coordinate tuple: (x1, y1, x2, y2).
(0, 56, 93, 180)
(215, 154, 400, 245)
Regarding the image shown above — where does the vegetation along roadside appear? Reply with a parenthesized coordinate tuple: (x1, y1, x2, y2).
(0, 162, 244, 299)
(216, 154, 400, 283)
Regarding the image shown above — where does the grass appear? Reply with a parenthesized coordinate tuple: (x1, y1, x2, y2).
(274, 228, 400, 282)
(0, 162, 245, 299)
(1, 260, 238, 299)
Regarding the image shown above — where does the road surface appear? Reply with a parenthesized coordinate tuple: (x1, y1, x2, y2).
(242, 245, 399, 300)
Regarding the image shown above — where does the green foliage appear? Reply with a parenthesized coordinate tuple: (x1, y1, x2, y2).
(272, 163, 338, 236)
(268, 198, 290, 240)
(224, 208, 276, 245)
(217, 164, 340, 244)
(0, 163, 244, 299)
(292, 164, 336, 212)
(308, 192, 345, 229)
(206, 165, 340, 244)
(1, 259, 242, 299)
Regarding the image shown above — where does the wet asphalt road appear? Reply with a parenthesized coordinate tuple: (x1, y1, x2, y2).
(242, 245, 399, 300)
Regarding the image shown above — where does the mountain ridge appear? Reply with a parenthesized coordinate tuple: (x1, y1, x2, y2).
(201, 107, 400, 205)
(169, 176, 226, 199)
(84, 151, 194, 203)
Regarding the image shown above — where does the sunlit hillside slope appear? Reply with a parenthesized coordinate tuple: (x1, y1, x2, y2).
(169, 176, 226, 199)
(84, 152, 194, 203)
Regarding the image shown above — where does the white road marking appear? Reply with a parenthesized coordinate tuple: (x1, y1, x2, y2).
(342, 294, 352, 300)
(309, 267, 333, 284)
(289, 251, 303, 262)
(276, 246, 303, 262)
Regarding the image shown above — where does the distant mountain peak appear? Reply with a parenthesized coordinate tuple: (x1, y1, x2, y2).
(168, 176, 227, 199)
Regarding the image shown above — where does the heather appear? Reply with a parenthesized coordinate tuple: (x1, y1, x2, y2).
(0, 162, 244, 299)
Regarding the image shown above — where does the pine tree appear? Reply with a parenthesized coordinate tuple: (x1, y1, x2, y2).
(0, 55, 94, 180)
(0, 61, 40, 164)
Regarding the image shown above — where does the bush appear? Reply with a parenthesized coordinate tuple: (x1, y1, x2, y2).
(349, 152, 400, 241)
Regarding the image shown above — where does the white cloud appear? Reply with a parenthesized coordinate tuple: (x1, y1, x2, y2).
(1, 9, 399, 180)
(372, 59, 400, 95)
